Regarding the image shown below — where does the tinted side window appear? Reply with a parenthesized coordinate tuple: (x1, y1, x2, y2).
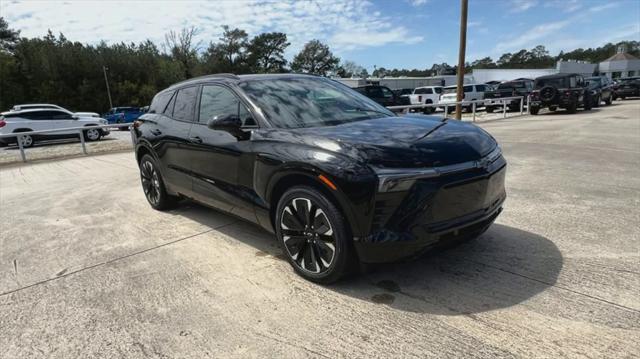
(199, 85, 240, 124)
(381, 87, 394, 98)
(368, 87, 384, 98)
(463, 85, 473, 92)
(476, 85, 486, 92)
(434, 87, 442, 94)
(172, 86, 199, 122)
(50, 110, 72, 119)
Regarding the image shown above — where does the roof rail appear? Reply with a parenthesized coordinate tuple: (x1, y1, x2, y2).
(170, 73, 240, 87)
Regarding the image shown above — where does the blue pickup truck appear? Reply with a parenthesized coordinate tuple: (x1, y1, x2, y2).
(103, 107, 145, 125)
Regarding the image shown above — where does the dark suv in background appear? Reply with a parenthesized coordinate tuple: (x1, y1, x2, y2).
(585, 76, 613, 107)
(529, 73, 592, 115)
(613, 77, 640, 99)
(353, 85, 410, 110)
(133, 74, 506, 283)
(484, 79, 533, 113)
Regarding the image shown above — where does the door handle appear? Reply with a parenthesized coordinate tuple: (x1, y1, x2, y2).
(189, 136, 203, 144)
(150, 129, 162, 136)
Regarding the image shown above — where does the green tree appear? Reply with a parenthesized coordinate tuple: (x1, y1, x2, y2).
(247, 32, 289, 73)
(290, 40, 339, 76)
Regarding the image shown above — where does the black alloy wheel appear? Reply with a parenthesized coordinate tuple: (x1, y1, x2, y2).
(139, 154, 177, 210)
(276, 186, 353, 283)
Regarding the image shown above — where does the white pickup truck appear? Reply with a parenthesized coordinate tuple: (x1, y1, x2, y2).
(407, 86, 442, 114)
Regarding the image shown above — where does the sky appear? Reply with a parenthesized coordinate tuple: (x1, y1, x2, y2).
(1, 0, 639, 71)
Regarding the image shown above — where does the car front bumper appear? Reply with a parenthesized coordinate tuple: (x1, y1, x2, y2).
(353, 159, 507, 263)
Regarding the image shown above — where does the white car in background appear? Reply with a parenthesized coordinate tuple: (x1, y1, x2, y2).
(408, 86, 443, 114)
(0, 108, 109, 148)
(439, 84, 489, 111)
(11, 103, 100, 118)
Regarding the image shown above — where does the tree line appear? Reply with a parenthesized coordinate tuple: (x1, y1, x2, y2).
(1, 17, 638, 112)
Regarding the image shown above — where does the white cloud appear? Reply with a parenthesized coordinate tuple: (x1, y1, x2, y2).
(410, 0, 429, 6)
(510, 0, 537, 13)
(0, 0, 423, 56)
(494, 19, 570, 53)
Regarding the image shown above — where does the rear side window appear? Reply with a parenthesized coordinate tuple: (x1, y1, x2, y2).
(434, 87, 442, 94)
(163, 93, 176, 117)
(476, 85, 487, 92)
(367, 87, 384, 98)
(463, 85, 473, 92)
(172, 86, 199, 122)
(381, 87, 394, 98)
(414, 88, 433, 94)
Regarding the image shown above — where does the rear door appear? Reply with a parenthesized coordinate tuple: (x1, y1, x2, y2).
(153, 86, 199, 196)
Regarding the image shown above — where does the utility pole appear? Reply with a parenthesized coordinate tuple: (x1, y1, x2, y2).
(103, 66, 113, 109)
(455, 0, 468, 120)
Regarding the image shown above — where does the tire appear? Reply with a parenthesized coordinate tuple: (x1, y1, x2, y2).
(139, 154, 178, 211)
(486, 106, 494, 113)
(593, 96, 600, 108)
(549, 106, 557, 112)
(605, 96, 612, 105)
(16, 133, 34, 148)
(584, 95, 592, 111)
(529, 106, 540, 115)
(84, 128, 101, 141)
(422, 102, 434, 114)
(275, 186, 354, 284)
(566, 102, 578, 114)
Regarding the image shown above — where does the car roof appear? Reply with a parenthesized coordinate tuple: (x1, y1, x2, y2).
(1, 108, 68, 116)
(536, 73, 579, 80)
(164, 73, 323, 92)
(415, 85, 442, 89)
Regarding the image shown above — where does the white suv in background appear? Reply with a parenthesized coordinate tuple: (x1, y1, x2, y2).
(0, 108, 109, 148)
(408, 86, 442, 114)
(439, 84, 488, 111)
(11, 103, 100, 118)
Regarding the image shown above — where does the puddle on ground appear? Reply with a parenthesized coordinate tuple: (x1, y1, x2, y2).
(375, 279, 401, 292)
(371, 293, 395, 305)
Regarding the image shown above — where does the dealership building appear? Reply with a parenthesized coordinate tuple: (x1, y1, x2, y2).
(597, 52, 640, 80)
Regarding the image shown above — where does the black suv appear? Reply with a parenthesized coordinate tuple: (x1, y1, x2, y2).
(585, 76, 613, 107)
(353, 85, 410, 110)
(529, 73, 592, 115)
(484, 79, 533, 113)
(614, 77, 640, 99)
(133, 74, 506, 283)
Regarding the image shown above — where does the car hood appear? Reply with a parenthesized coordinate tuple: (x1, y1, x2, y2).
(254, 116, 497, 168)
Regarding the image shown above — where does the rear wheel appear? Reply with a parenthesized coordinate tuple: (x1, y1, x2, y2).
(139, 154, 178, 210)
(16, 134, 34, 148)
(486, 106, 494, 113)
(529, 106, 540, 115)
(605, 96, 612, 105)
(275, 186, 354, 284)
(549, 106, 557, 112)
(593, 95, 601, 108)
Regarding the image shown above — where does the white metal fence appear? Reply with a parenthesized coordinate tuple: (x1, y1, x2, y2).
(387, 95, 529, 122)
(0, 123, 134, 162)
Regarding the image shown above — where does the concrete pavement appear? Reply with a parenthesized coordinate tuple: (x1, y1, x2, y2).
(1, 101, 639, 358)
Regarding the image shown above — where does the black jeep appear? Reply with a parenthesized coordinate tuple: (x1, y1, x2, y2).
(529, 73, 592, 115)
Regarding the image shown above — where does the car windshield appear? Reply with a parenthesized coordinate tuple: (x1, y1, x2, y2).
(498, 82, 525, 89)
(239, 77, 394, 129)
(443, 86, 457, 94)
(587, 81, 599, 89)
(535, 77, 567, 89)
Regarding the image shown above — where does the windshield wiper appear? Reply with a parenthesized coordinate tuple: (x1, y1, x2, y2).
(350, 107, 393, 117)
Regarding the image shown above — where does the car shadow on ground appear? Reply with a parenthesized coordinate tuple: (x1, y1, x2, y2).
(171, 201, 563, 316)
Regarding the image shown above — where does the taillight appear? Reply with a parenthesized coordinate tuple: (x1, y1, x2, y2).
(0, 119, 6, 128)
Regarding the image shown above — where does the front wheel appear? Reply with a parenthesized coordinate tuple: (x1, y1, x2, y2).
(139, 154, 178, 210)
(593, 96, 601, 108)
(84, 128, 101, 141)
(605, 96, 612, 105)
(275, 186, 354, 284)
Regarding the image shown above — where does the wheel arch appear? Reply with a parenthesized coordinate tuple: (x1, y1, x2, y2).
(267, 170, 361, 238)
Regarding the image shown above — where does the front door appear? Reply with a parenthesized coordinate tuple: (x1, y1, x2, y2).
(187, 84, 256, 220)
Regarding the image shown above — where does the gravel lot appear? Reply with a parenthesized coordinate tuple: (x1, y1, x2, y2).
(0, 100, 638, 358)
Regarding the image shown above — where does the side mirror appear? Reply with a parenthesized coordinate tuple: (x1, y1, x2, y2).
(207, 115, 248, 140)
